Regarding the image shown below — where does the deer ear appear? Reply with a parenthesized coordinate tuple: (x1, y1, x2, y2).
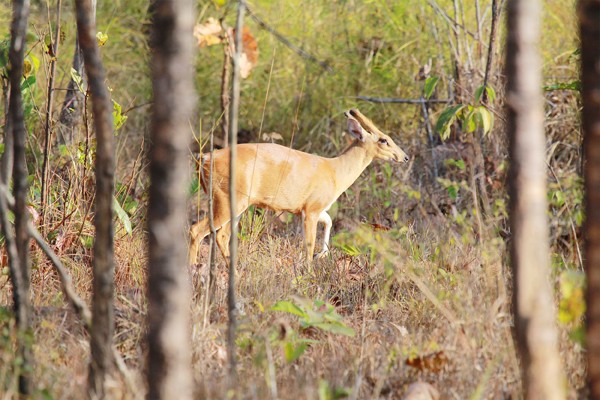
(347, 118, 366, 142)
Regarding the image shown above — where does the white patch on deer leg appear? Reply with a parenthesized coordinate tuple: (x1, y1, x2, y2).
(316, 210, 333, 257)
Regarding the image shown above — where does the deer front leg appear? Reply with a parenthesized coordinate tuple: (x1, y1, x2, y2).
(189, 218, 210, 265)
(314, 210, 332, 259)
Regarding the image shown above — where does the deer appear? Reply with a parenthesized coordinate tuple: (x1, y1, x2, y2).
(189, 109, 409, 265)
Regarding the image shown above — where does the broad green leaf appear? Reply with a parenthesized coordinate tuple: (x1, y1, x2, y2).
(311, 322, 356, 337)
(435, 104, 464, 140)
(30, 54, 40, 72)
(447, 185, 458, 199)
(113, 196, 133, 235)
(462, 106, 477, 133)
(272, 300, 307, 318)
(423, 76, 439, 99)
(21, 75, 36, 92)
(475, 84, 496, 104)
(284, 342, 307, 363)
(475, 85, 485, 103)
(476, 106, 493, 135)
(485, 86, 496, 102)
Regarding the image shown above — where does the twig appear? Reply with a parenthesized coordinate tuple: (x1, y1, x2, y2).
(356, 96, 450, 104)
(427, 0, 478, 40)
(245, 5, 333, 73)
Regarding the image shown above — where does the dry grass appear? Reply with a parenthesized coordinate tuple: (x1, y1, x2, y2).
(0, 204, 586, 399)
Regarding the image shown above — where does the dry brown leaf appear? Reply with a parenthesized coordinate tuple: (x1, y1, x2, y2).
(194, 17, 223, 48)
(229, 26, 259, 78)
(405, 350, 448, 373)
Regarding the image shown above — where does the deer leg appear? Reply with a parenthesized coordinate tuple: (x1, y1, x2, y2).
(302, 211, 319, 263)
(216, 222, 231, 261)
(215, 199, 249, 265)
(188, 190, 231, 265)
(315, 210, 333, 259)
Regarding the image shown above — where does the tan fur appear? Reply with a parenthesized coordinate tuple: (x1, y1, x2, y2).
(189, 109, 409, 264)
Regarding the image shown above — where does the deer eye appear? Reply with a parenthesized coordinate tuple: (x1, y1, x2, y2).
(378, 138, 389, 146)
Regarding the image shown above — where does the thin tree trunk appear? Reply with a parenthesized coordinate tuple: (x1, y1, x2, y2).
(8, 0, 33, 395)
(227, 0, 245, 389)
(579, 0, 600, 396)
(1, 81, 13, 184)
(57, 34, 85, 144)
(221, 27, 231, 147)
(41, 0, 62, 226)
(74, 0, 116, 396)
(146, 0, 195, 397)
(505, 0, 565, 398)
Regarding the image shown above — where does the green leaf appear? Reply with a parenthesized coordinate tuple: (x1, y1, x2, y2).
(475, 106, 493, 135)
(339, 243, 362, 256)
(312, 322, 356, 337)
(113, 196, 133, 235)
(475, 84, 496, 104)
(447, 185, 458, 199)
(21, 75, 36, 92)
(423, 76, 439, 99)
(543, 80, 581, 92)
(284, 342, 307, 363)
(435, 104, 464, 140)
(462, 106, 477, 133)
(112, 99, 128, 131)
(70, 68, 84, 93)
(444, 158, 465, 170)
(272, 301, 307, 318)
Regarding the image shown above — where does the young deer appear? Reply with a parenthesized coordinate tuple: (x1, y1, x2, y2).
(189, 109, 409, 265)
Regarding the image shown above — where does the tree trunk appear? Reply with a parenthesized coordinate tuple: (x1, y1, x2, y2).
(579, 0, 600, 397)
(57, 34, 85, 144)
(58, 1, 96, 145)
(7, 0, 33, 395)
(146, 0, 195, 397)
(75, 0, 116, 396)
(227, 1, 246, 389)
(505, 0, 565, 398)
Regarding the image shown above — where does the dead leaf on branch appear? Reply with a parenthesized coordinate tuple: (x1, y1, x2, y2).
(194, 17, 223, 48)
(230, 26, 259, 78)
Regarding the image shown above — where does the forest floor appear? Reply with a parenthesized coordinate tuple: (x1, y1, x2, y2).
(0, 204, 587, 399)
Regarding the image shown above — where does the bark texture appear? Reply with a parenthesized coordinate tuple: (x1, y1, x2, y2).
(505, 0, 565, 398)
(579, 0, 600, 397)
(75, 0, 116, 396)
(146, 0, 195, 398)
(7, 0, 32, 395)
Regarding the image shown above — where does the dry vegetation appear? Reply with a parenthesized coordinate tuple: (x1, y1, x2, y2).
(0, 0, 586, 398)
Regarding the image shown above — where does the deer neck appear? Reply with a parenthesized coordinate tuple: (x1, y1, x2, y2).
(330, 141, 374, 194)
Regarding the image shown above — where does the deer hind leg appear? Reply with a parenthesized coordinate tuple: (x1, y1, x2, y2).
(302, 211, 319, 263)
